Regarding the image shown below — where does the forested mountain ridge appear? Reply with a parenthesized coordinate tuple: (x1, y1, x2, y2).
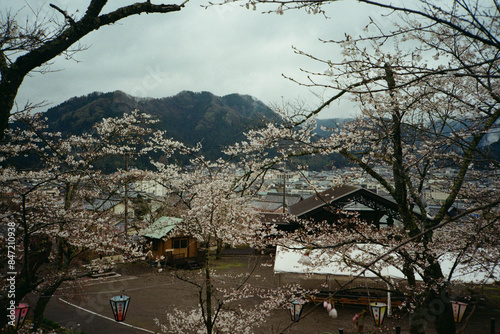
(11, 90, 498, 170)
(34, 90, 352, 170)
(43, 90, 279, 152)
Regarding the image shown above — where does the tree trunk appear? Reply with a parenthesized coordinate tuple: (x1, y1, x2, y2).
(0, 71, 24, 140)
(408, 259, 456, 334)
(433, 297, 456, 334)
(383, 63, 456, 334)
(204, 241, 213, 334)
(215, 238, 223, 260)
(409, 291, 456, 334)
(32, 280, 64, 330)
(409, 309, 428, 334)
(426, 262, 456, 334)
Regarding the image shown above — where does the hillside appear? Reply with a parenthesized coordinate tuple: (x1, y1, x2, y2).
(35, 90, 353, 171)
(44, 90, 279, 155)
(16, 91, 497, 171)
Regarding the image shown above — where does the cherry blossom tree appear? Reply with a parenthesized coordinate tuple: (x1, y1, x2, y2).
(155, 282, 311, 334)
(223, 1, 500, 333)
(0, 0, 188, 141)
(152, 157, 281, 333)
(151, 147, 339, 333)
(0, 109, 185, 330)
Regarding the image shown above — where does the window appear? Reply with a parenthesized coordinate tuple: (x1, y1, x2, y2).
(173, 238, 188, 249)
(152, 239, 160, 251)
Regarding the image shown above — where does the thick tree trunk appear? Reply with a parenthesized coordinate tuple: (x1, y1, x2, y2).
(426, 260, 456, 334)
(0, 72, 24, 140)
(433, 296, 456, 334)
(32, 281, 64, 331)
(409, 289, 456, 334)
(408, 258, 456, 334)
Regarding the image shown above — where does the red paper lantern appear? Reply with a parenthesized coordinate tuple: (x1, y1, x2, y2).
(110, 295, 131, 322)
(13, 303, 30, 329)
(451, 301, 468, 323)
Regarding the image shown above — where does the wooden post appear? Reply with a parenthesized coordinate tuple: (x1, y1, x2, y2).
(491, 318, 495, 334)
(387, 282, 392, 317)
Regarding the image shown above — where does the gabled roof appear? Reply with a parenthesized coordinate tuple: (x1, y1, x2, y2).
(250, 200, 284, 213)
(142, 216, 183, 239)
(288, 185, 359, 216)
(288, 185, 407, 220)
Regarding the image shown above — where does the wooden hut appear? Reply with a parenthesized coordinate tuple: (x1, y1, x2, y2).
(142, 217, 199, 263)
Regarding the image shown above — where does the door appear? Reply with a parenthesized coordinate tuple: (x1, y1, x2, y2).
(172, 237, 189, 259)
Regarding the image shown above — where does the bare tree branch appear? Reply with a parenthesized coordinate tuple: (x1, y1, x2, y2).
(0, 1, 186, 141)
(49, 3, 76, 25)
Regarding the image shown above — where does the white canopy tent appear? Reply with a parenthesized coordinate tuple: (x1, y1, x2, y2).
(274, 244, 499, 284)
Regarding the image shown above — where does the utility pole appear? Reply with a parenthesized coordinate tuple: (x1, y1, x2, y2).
(282, 171, 286, 213)
(124, 153, 129, 239)
(281, 168, 291, 214)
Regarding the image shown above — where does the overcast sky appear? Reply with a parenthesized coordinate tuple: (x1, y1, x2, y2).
(4, 0, 400, 118)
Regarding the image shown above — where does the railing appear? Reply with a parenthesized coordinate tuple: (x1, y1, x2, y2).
(308, 292, 405, 308)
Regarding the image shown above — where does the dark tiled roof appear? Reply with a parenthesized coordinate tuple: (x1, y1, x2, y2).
(250, 200, 283, 212)
(260, 212, 289, 224)
(262, 193, 304, 206)
(288, 185, 359, 216)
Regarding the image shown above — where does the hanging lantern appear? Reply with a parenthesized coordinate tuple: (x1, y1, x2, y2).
(328, 307, 338, 319)
(13, 303, 30, 329)
(370, 302, 387, 326)
(323, 300, 338, 319)
(451, 301, 468, 323)
(290, 300, 304, 322)
(110, 295, 131, 322)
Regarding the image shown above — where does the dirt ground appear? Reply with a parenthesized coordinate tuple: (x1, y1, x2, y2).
(45, 251, 500, 334)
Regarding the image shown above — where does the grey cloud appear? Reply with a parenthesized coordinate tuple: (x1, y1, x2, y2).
(9, 0, 385, 118)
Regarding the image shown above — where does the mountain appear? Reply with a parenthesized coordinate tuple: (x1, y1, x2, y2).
(37, 90, 285, 168)
(36, 90, 353, 171)
(44, 90, 279, 154)
(14, 91, 497, 171)
(43, 91, 355, 143)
